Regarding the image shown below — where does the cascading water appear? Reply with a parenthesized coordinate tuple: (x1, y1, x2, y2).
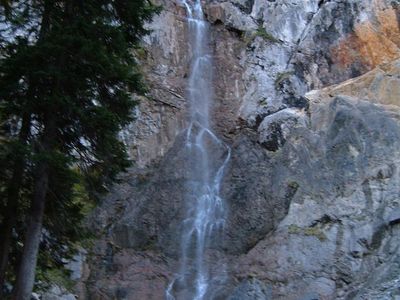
(166, 1, 231, 299)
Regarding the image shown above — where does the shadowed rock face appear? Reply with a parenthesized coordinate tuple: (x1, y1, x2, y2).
(228, 278, 272, 300)
(232, 95, 400, 299)
(80, 0, 400, 299)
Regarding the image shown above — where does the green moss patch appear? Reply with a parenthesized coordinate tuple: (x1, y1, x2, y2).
(288, 224, 327, 241)
(275, 71, 294, 89)
(243, 26, 280, 45)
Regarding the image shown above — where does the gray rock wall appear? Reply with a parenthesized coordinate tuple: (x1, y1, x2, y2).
(80, 1, 400, 299)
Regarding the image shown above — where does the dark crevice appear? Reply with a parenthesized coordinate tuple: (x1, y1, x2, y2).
(212, 19, 223, 26)
(224, 25, 245, 38)
(370, 225, 388, 251)
(231, 0, 255, 14)
(391, 1, 400, 28)
(318, 0, 332, 8)
(252, 106, 288, 131)
(311, 214, 340, 227)
(283, 96, 310, 111)
(389, 218, 400, 226)
(259, 123, 286, 152)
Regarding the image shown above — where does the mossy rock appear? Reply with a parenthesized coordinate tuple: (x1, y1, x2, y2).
(304, 227, 327, 241)
(288, 224, 327, 241)
(243, 26, 280, 46)
(275, 71, 294, 90)
(288, 224, 302, 234)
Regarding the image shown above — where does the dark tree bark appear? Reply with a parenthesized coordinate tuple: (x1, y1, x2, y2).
(13, 161, 49, 300)
(0, 113, 31, 297)
(13, 116, 55, 300)
(13, 1, 71, 296)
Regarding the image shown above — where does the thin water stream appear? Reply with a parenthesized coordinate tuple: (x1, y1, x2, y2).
(166, 1, 231, 299)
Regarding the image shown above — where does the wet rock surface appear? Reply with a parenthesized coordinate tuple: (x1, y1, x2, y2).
(80, 0, 400, 299)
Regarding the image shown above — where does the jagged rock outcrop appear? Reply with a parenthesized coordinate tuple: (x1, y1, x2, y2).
(76, 0, 400, 299)
(122, 0, 400, 166)
(119, 0, 190, 167)
(232, 59, 400, 299)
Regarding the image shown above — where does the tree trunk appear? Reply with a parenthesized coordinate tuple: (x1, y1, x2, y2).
(0, 215, 16, 293)
(0, 216, 14, 294)
(0, 114, 31, 297)
(13, 114, 54, 300)
(12, 0, 68, 297)
(13, 161, 49, 300)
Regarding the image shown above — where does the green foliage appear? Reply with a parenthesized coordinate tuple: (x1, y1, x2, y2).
(36, 267, 74, 292)
(0, 0, 160, 294)
(243, 25, 280, 46)
(254, 26, 280, 43)
(258, 97, 268, 106)
(134, 46, 148, 61)
(288, 224, 327, 241)
(287, 181, 299, 189)
(304, 227, 327, 241)
(288, 224, 302, 234)
(72, 178, 94, 216)
(275, 71, 294, 89)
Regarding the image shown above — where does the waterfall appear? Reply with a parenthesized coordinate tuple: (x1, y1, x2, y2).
(166, 0, 231, 299)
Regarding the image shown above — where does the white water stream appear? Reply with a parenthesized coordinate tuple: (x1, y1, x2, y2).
(166, 1, 231, 299)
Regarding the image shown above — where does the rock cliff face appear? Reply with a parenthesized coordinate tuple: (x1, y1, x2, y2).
(80, 0, 400, 299)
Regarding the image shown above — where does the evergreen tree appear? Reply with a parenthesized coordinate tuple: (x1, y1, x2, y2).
(0, 0, 159, 298)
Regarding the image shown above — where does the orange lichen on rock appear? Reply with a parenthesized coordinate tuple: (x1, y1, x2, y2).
(377, 6, 400, 46)
(331, 6, 400, 70)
